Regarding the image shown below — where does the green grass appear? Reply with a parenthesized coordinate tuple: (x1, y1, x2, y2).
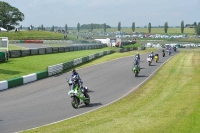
(8, 44, 25, 50)
(0, 30, 76, 40)
(0, 47, 155, 81)
(168, 38, 200, 43)
(122, 42, 141, 48)
(22, 49, 200, 133)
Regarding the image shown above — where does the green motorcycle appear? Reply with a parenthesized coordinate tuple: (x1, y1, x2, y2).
(132, 65, 140, 77)
(67, 78, 90, 109)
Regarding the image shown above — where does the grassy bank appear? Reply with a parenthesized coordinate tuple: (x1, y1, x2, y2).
(8, 44, 25, 50)
(0, 47, 155, 81)
(168, 38, 200, 43)
(23, 49, 200, 133)
(0, 30, 76, 40)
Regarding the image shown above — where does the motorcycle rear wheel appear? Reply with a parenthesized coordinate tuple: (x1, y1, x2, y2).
(84, 93, 90, 105)
(71, 97, 80, 109)
(149, 61, 151, 66)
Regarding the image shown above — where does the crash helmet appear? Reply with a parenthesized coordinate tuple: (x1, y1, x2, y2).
(72, 69, 76, 74)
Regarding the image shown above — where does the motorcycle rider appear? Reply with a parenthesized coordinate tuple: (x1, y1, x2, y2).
(150, 51, 154, 60)
(133, 52, 140, 70)
(173, 46, 177, 52)
(168, 47, 171, 55)
(70, 69, 83, 91)
(134, 52, 140, 66)
(155, 53, 159, 57)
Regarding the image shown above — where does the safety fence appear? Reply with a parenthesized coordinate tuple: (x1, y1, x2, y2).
(9, 40, 99, 44)
(0, 50, 114, 91)
(48, 50, 114, 76)
(8, 44, 107, 58)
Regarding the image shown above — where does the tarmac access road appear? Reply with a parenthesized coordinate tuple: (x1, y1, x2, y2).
(0, 51, 179, 133)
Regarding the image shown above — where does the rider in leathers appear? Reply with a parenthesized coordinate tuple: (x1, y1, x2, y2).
(70, 69, 82, 90)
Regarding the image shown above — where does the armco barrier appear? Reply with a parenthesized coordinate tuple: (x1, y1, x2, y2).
(48, 50, 114, 76)
(63, 61, 72, 70)
(9, 50, 21, 58)
(94, 53, 99, 58)
(48, 63, 63, 76)
(89, 54, 95, 60)
(7, 77, 23, 88)
(38, 48, 46, 54)
(59, 47, 65, 52)
(82, 56, 89, 63)
(30, 49, 38, 55)
(7, 43, 110, 57)
(52, 47, 59, 53)
(46, 47, 53, 54)
(21, 50, 30, 56)
(73, 58, 82, 66)
(64, 47, 70, 52)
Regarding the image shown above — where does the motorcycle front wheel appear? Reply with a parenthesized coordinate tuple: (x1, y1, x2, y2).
(135, 71, 138, 77)
(71, 97, 80, 109)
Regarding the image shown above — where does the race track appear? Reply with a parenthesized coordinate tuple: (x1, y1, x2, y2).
(0, 51, 178, 133)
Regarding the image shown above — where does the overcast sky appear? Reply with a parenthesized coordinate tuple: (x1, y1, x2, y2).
(2, 0, 200, 27)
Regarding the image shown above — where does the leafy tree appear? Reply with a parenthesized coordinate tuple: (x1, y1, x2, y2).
(198, 22, 200, 26)
(194, 22, 197, 26)
(148, 22, 151, 33)
(77, 23, 80, 32)
(51, 25, 54, 32)
(41, 24, 44, 30)
(195, 25, 200, 35)
(118, 22, 121, 31)
(164, 22, 168, 33)
(104, 23, 106, 33)
(20, 25, 22, 30)
(65, 24, 68, 32)
(181, 21, 184, 33)
(0, 1, 24, 30)
(80, 24, 111, 29)
(132, 22, 135, 32)
(90, 23, 93, 32)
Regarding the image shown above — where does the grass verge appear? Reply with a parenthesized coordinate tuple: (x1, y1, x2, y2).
(8, 44, 25, 50)
(0, 30, 75, 40)
(22, 49, 200, 133)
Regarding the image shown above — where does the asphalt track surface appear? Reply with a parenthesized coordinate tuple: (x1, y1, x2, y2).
(0, 51, 178, 133)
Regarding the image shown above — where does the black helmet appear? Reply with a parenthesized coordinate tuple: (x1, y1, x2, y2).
(72, 69, 76, 73)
